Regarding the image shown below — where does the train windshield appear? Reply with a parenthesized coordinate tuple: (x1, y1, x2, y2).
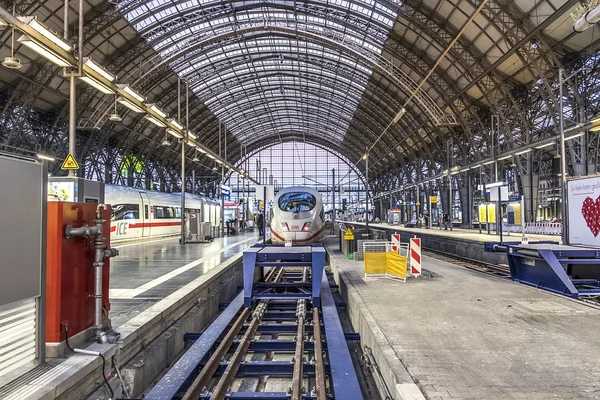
(278, 192, 317, 212)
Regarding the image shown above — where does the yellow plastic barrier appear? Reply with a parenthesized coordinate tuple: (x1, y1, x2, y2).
(386, 252, 407, 279)
(363, 242, 408, 281)
(364, 252, 387, 275)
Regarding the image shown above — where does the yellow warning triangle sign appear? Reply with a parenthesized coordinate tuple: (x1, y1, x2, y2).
(61, 153, 80, 170)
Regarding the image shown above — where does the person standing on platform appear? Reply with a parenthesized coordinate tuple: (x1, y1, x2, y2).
(256, 210, 264, 236)
(443, 212, 450, 230)
(423, 213, 429, 229)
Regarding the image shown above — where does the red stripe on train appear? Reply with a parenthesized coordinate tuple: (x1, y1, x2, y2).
(129, 221, 182, 228)
(110, 221, 182, 231)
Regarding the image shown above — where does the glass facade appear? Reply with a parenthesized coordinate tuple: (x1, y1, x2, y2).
(228, 142, 365, 211)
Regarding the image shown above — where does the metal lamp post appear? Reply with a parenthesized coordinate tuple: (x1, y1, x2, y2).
(363, 151, 369, 234)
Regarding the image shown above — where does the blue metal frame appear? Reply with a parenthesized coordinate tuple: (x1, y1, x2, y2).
(506, 244, 600, 298)
(243, 244, 326, 307)
(320, 272, 364, 400)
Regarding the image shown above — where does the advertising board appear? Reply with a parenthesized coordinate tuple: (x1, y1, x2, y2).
(568, 175, 600, 246)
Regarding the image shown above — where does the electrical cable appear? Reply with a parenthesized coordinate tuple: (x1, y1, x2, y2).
(99, 354, 115, 400)
(64, 325, 74, 352)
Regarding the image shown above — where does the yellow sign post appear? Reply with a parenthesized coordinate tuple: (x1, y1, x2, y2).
(343, 228, 355, 240)
(61, 153, 79, 170)
(430, 195, 438, 203)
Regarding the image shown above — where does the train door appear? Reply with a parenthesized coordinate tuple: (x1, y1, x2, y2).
(139, 192, 151, 237)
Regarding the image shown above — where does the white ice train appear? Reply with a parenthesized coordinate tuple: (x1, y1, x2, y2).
(270, 186, 325, 244)
(106, 185, 220, 243)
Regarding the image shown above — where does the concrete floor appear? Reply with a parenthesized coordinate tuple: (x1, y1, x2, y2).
(327, 239, 600, 400)
(109, 232, 259, 326)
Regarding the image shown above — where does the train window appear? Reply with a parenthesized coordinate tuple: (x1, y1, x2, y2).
(175, 207, 181, 218)
(166, 207, 175, 218)
(111, 204, 139, 221)
(145, 205, 149, 219)
(155, 206, 164, 219)
(278, 192, 317, 212)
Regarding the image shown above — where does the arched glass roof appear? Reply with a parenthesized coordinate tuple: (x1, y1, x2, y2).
(120, 0, 400, 145)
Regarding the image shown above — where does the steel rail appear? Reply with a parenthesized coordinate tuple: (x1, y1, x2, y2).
(181, 307, 251, 400)
(312, 307, 327, 399)
(291, 313, 306, 399)
(210, 314, 262, 399)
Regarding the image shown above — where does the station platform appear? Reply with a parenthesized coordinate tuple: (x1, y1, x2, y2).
(348, 221, 561, 244)
(0, 232, 260, 400)
(325, 237, 600, 400)
(109, 232, 259, 326)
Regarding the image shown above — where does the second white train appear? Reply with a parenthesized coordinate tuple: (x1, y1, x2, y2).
(107, 185, 221, 243)
(270, 186, 325, 244)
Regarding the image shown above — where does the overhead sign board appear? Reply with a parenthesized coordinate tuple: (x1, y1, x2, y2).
(221, 186, 231, 198)
(61, 153, 79, 170)
(430, 195, 438, 203)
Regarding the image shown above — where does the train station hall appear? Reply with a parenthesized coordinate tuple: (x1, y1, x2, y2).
(1, 0, 600, 399)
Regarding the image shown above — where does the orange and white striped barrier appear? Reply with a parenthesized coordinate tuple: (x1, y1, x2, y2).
(409, 238, 421, 277)
(391, 233, 401, 252)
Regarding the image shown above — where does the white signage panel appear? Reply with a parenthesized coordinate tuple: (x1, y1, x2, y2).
(568, 175, 600, 246)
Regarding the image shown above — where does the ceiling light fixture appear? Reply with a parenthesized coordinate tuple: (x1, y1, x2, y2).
(168, 119, 183, 130)
(79, 76, 114, 94)
(145, 103, 166, 118)
(2, 27, 22, 69)
(82, 58, 115, 82)
(145, 115, 166, 127)
(118, 85, 144, 102)
(166, 128, 183, 139)
(515, 149, 532, 155)
(37, 153, 55, 161)
(565, 132, 585, 140)
(18, 35, 70, 67)
(393, 108, 406, 123)
(117, 97, 144, 113)
(20, 16, 72, 51)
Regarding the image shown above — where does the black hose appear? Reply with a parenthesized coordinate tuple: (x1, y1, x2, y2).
(100, 354, 115, 400)
(65, 325, 74, 352)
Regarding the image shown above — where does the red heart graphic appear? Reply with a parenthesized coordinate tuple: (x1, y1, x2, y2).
(581, 196, 600, 237)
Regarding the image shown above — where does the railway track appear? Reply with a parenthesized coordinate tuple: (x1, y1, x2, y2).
(423, 248, 511, 278)
(179, 266, 330, 400)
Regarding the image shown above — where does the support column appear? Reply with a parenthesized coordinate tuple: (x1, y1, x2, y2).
(459, 180, 469, 228)
(521, 172, 540, 223)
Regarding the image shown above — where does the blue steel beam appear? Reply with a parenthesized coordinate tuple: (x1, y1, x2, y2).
(320, 272, 364, 400)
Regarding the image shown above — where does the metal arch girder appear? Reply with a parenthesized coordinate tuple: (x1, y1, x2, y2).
(129, 22, 455, 126)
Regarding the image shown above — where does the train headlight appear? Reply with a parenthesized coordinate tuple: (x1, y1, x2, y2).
(302, 222, 311, 231)
(281, 222, 289, 231)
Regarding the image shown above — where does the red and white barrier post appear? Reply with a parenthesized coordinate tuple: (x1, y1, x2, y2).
(409, 237, 421, 277)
